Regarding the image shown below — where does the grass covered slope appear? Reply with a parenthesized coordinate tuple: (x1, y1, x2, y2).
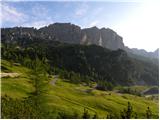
(1, 60, 34, 99)
(46, 79, 158, 118)
(1, 60, 159, 118)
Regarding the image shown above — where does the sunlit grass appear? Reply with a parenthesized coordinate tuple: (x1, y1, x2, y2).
(1, 59, 159, 118)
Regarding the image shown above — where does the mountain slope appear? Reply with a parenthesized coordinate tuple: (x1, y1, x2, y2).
(1, 60, 159, 119)
(47, 44, 158, 86)
(1, 38, 159, 86)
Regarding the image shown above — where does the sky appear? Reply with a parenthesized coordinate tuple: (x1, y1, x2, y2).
(0, 0, 160, 52)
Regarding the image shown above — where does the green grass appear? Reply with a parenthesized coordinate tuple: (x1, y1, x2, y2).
(1, 60, 34, 99)
(1, 60, 159, 118)
(45, 79, 158, 118)
(1, 77, 34, 99)
(114, 85, 151, 93)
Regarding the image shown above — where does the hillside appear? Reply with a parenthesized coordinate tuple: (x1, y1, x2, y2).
(1, 38, 158, 86)
(46, 44, 158, 86)
(1, 60, 159, 119)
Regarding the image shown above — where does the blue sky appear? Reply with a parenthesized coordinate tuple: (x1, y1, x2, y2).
(1, 0, 160, 51)
(1, 1, 139, 28)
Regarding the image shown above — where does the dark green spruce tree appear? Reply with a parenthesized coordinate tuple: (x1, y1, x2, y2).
(82, 108, 90, 119)
(146, 107, 152, 119)
(92, 112, 98, 119)
(120, 102, 134, 119)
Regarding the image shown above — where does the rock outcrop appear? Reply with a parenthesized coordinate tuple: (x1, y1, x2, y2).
(81, 26, 100, 45)
(39, 23, 82, 44)
(100, 28, 124, 50)
(81, 27, 125, 50)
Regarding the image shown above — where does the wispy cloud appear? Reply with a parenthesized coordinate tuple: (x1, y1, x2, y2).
(26, 3, 53, 28)
(0, 2, 54, 28)
(75, 8, 86, 17)
(31, 3, 49, 19)
(0, 3, 27, 24)
(74, 3, 89, 17)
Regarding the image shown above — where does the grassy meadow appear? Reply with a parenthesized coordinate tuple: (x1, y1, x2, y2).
(1, 60, 159, 118)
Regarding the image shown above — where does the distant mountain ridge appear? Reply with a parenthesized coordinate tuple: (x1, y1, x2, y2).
(125, 47, 159, 60)
(1, 22, 159, 59)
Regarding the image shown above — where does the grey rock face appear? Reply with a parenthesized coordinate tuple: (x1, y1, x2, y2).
(81, 26, 101, 45)
(39, 23, 82, 44)
(153, 48, 159, 58)
(39, 23, 125, 50)
(81, 27, 125, 50)
(100, 28, 124, 50)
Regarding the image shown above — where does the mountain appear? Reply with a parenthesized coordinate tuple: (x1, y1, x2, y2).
(39, 23, 158, 59)
(2, 23, 158, 59)
(125, 47, 159, 59)
(39, 23, 125, 50)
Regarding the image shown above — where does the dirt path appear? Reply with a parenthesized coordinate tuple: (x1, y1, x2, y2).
(50, 75, 59, 86)
(1, 73, 20, 78)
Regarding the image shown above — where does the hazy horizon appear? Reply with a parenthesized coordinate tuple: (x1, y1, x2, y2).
(1, 0, 160, 52)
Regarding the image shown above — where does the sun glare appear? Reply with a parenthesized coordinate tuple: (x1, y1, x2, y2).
(116, 1, 160, 52)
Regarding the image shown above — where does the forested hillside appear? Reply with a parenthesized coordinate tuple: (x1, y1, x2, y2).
(1, 36, 159, 86)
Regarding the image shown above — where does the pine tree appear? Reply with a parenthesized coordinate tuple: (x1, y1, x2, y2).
(82, 108, 90, 119)
(106, 113, 115, 119)
(93, 112, 98, 119)
(134, 112, 138, 119)
(29, 57, 49, 117)
(120, 102, 133, 119)
(146, 107, 152, 119)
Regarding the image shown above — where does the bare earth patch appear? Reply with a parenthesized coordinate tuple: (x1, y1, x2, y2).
(1, 73, 20, 78)
(50, 75, 59, 86)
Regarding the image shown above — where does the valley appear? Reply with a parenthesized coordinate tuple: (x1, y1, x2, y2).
(1, 23, 159, 119)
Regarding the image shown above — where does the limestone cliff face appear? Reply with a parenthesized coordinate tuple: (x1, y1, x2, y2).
(81, 27, 125, 50)
(81, 27, 100, 45)
(100, 28, 124, 50)
(39, 23, 125, 50)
